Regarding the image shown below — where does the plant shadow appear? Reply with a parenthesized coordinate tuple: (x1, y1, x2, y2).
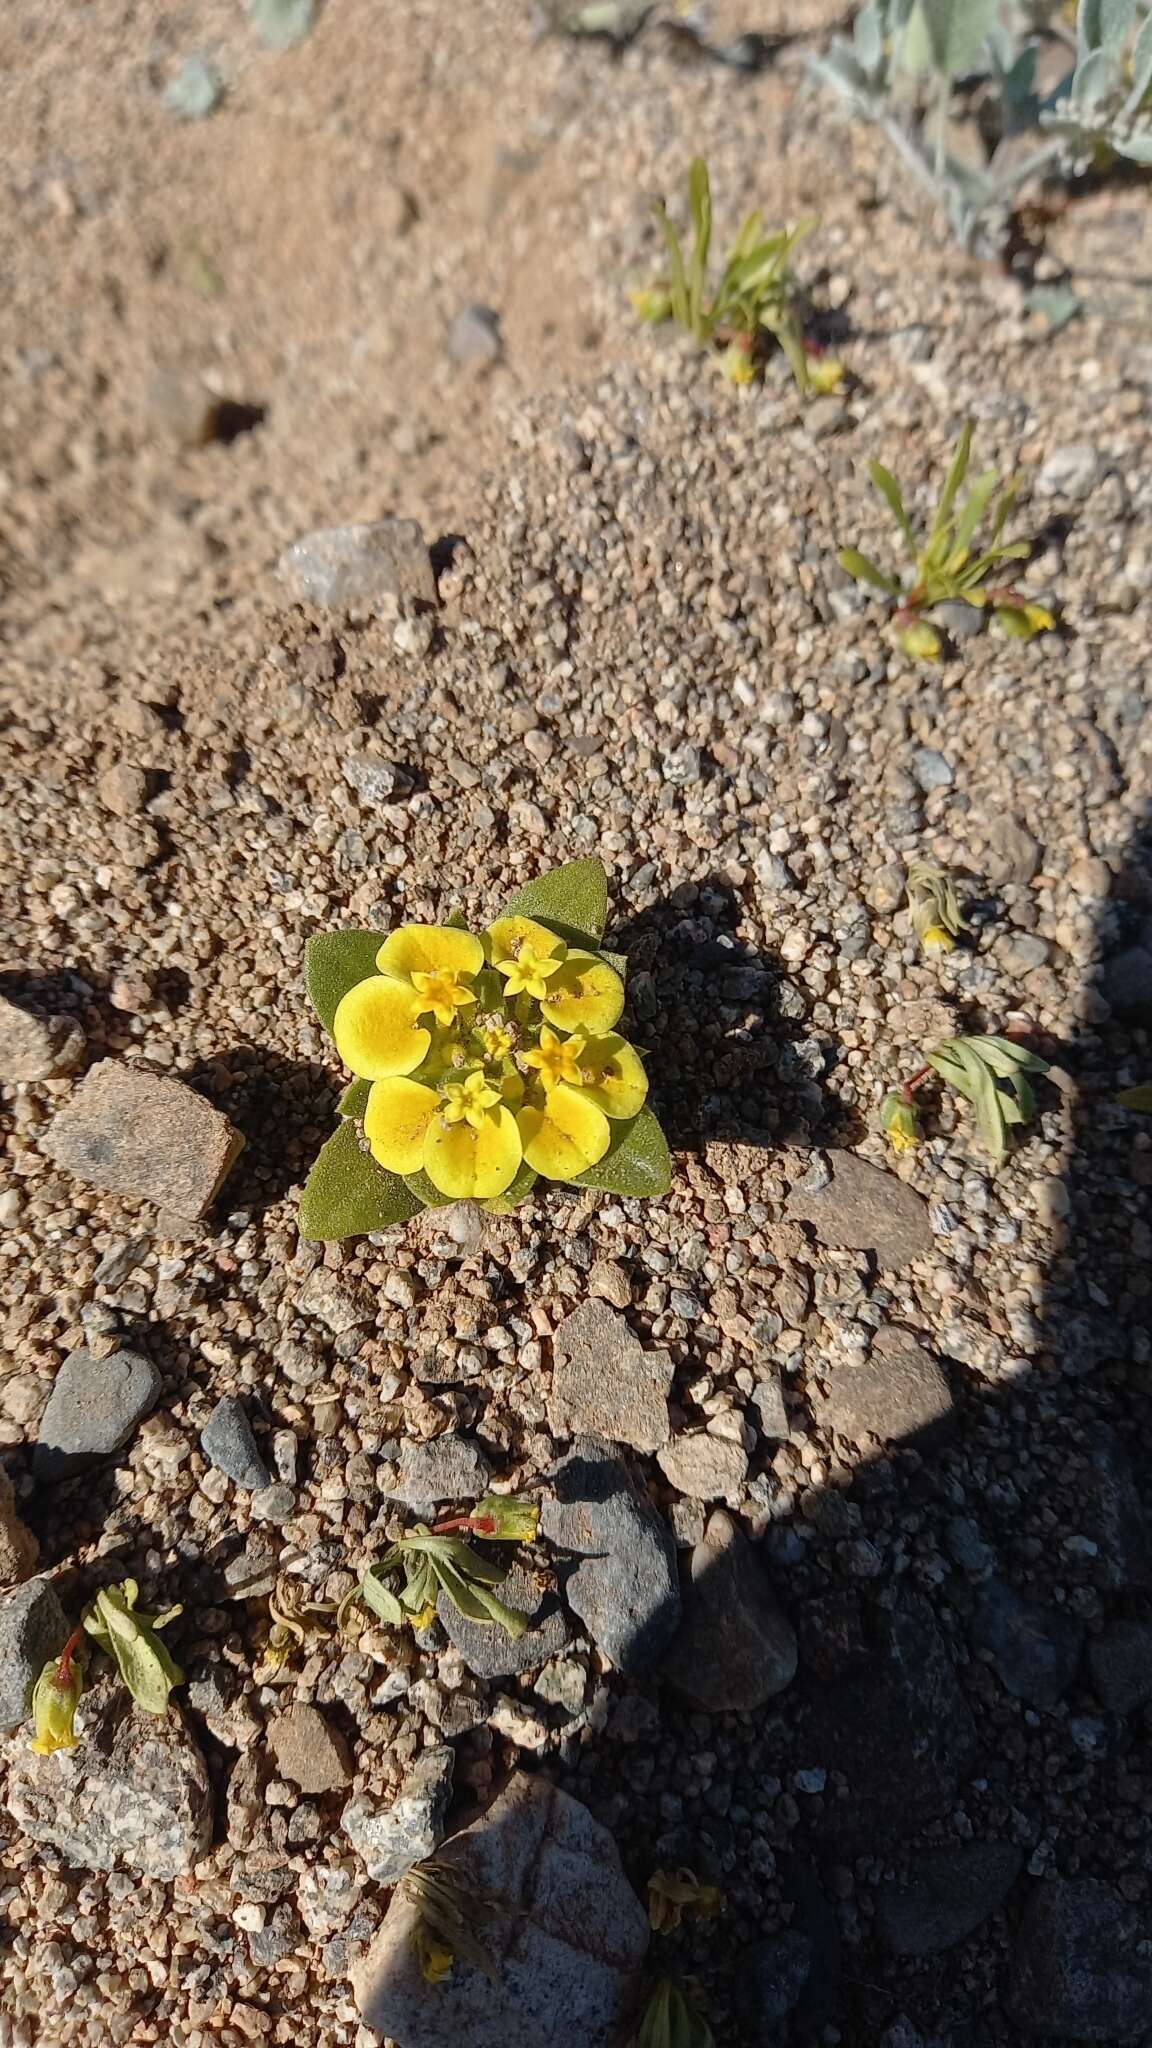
(181, 1046, 340, 1216)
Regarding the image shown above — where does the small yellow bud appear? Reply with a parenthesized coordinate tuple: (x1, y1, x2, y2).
(880, 1090, 922, 1154)
(29, 1642, 84, 1756)
(470, 1495, 540, 1543)
(920, 923, 956, 956)
(718, 342, 756, 386)
(629, 285, 674, 325)
(898, 619, 943, 661)
(806, 355, 846, 395)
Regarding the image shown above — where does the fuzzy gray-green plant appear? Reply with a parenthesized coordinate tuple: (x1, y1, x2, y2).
(810, 0, 1152, 254)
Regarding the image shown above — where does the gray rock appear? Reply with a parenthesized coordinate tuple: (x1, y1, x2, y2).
(342, 1747, 454, 1884)
(447, 303, 504, 369)
(985, 815, 1042, 886)
(250, 1481, 295, 1523)
(1104, 943, 1152, 1021)
(549, 1300, 672, 1453)
(786, 1152, 933, 1271)
(1036, 443, 1103, 500)
(931, 600, 984, 639)
(200, 1396, 270, 1491)
(6, 1679, 212, 1876)
(0, 1575, 69, 1731)
(973, 1581, 1083, 1709)
(34, 1347, 162, 1481)
(998, 931, 1051, 975)
(42, 1060, 244, 1218)
(438, 1560, 571, 1679)
(0, 1465, 38, 1586)
(1008, 1877, 1152, 2039)
(735, 1931, 814, 2036)
(802, 1592, 977, 1843)
(664, 1509, 797, 1712)
(541, 1438, 679, 1675)
(1088, 1619, 1152, 1715)
(749, 1371, 788, 1440)
(911, 747, 953, 792)
(341, 753, 412, 805)
(877, 1841, 1024, 1956)
(381, 1434, 493, 1511)
(814, 1329, 953, 1446)
(352, 1771, 648, 2048)
(0, 996, 85, 1082)
(278, 518, 437, 614)
(657, 1432, 747, 1502)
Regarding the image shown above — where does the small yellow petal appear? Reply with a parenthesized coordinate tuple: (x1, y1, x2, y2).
(423, 1104, 522, 1199)
(577, 1034, 649, 1119)
(541, 955, 625, 1036)
(364, 1076, 440, 1173)
(518, 1082, 610, 1180)
(485, 915, 566, 968)
(376, 924, 485, 982)
(333, 976, 430, 1079)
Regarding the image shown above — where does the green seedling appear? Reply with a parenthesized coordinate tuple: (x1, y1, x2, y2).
(338, 1498, 541, 1640)
(83, 1579, 184, 1715)
(838, 423, 1053, 658)
(630, 1977, 716, 2048)
(631, 157, 842, 392)
(906, 859, 968, 955)
(882, 1031, 1049, 1162)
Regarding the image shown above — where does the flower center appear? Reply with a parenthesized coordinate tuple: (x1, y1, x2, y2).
(409, 967, 475, 1028)
(525, 1029, 586, 1091)
(481, 1022, 515, 1060)
(440, 1071, 501, 1130)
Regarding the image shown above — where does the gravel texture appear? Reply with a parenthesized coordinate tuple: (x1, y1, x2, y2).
(3, 0, 1152, 2042)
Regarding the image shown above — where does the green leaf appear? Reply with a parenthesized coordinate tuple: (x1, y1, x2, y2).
(403, 1168, 455, 1210)
(686, 158, 713, 337)
(338, 1077, 372, 1119)
(655, 201, 691, 333)
(952, 469, 1000, 557)
(867, 461, 916, 551)
(250, 0, 317, 49)
(498, 858, 609, 947)
(1125, 9, 1152, 107)
(1116, 1083, 1152, 1111)
(571, 1106, 672, 1197)
(83, 1584, 183, 1717)
(357, 1568, 405, 1627)
(837, 547, 900, 595)
(305, 929, 385, 1033)
(911, 0, 999, 78)
(300, 1121, 424, 1239)
(930, 422, 973, 545)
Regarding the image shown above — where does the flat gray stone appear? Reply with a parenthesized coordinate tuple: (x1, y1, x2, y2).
(1008, 1877, 1152, 2039)
(549, 1300, 672, 1453)
(267, 1703, 353, 1794)
(877, 1841, 1024, 1956)
(0, 1575, 69, 1731)
(657, 1432, 747, 1502)
(447, 303, 504, 368)
(200, 1396, 271, 1491)
(342, 1747, 454, 1884)
(749, 1371, 789, 1441)
(786, 1153, 933, 1271)
(352, 1771, 649, 2048)
(1088, 1619, 1152, 1715)
(33, 1347, 162, 1481)
(664, 1509, 797, 1712)
(42, 1060, 244, 1218)
(278, 518, 437, 614)
(542, 1438, 679, 1676)
(0, 1465, 38, 1587)
(815, 1329, 953, 1446)
(974, 1581, 1083, 1710)
(6, 1678, 212, 1876)
(438, 1561, 571, 1680)
(380, 1434, 493, 1512)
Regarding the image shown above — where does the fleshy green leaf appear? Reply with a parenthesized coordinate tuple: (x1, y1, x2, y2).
(300, 1120, 425, 1238)
(930, 422, 973, 545)
(338, 1077, 372, 1119)
(305, 929, 385, 1033)
(83, 1584, 183, 1716)
(909, 0, 999, 80)
(686, 157, 713, 335)
(572, 1106, 672, 1197)
(403, 1168, 455, 1210)
(357, 1568, 406, 1627)
(1116, 1083, 1152, 1111)
(499, 858, 609, 945)
(867, 461, 916, 551)
(837, 546, 901, 595)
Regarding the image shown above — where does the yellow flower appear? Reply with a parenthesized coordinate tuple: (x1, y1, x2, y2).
(487, 915, 567, 1000)
(29, 1642, 84, 1756)
(646, 1867, 725, 1934)
(365, 1070, 522, 1200)
(518, 1082, 611, 1180)
(480, 1022, 515, 1060)
(515, 1028, 648, 1180)
(440, 1072, 501, 1127)
(333, 925, 483, 1080)
(411, 1926, 455, 1985)
(718, 341, 756, 385)
(994, 600, 1055, 641)
(920, 923, 955, 955)
(523, 1026, 587, 1091)
(807, 355, 846, 395)
(880, 1089, 922, 1154)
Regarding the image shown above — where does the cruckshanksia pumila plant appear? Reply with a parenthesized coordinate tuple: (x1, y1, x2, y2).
(299, 859, 672, 1239)
(838, 422, 1055, 660)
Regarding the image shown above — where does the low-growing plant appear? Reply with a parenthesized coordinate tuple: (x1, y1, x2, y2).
(28, 1577, 184, 1754)
(630, 157, 843, 392)
(300, 859, 671, 1238)
(838, 422, 1053, 658)
(339, 1497, 541, 1641)
(811, 0, 1152, 256)
(402, 1857, 501, 1987)
(630, 1977, 715, 2048)
(906, 859, 968, 954)
(881, 1030, 1049, 1160)
(646, 1867, 725, 1933)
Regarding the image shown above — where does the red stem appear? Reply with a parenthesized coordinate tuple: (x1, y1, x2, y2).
(429, 1514, 496, 1538)
(55, 1625, 85, 1688)
(901, 1064, 933, 1102)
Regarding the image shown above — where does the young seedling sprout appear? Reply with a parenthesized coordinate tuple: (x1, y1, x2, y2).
(339, 1496, 541, 1640)
(838, 423, 1054, 658)
(881, 1031, 1050, 1163)
(631, 157, 843, 392)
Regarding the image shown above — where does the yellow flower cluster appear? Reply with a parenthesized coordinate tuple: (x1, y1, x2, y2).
(333, 917, 649, 1201)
